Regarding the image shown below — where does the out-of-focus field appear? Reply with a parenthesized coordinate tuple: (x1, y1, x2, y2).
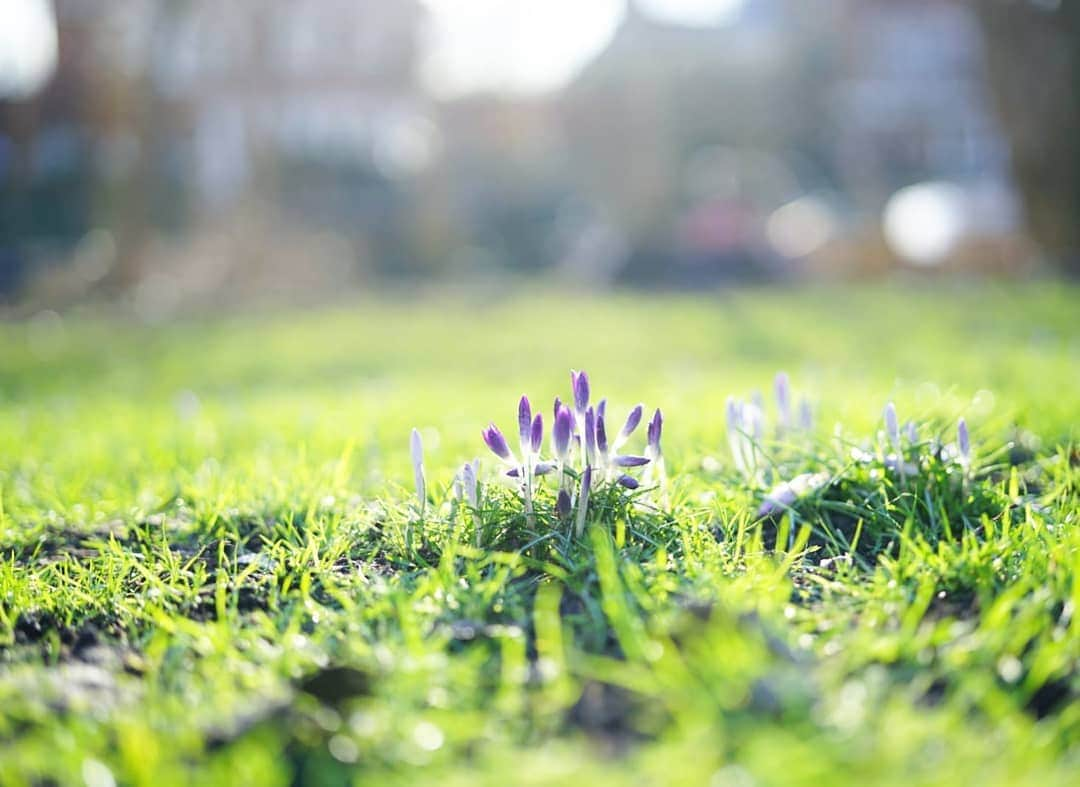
(1, 283, 1078, 785)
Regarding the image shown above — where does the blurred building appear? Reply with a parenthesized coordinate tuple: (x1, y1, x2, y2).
(1, 0, 433, 300)
(555, 0, 1016, 283)
(425, 94, 571, 275)
(0, 0, 1040, 304)
(560, 0, 833, 284)
(830, 0, 1011, 205)
(0, 0, 130, 294)
(157, 0, 429, 213)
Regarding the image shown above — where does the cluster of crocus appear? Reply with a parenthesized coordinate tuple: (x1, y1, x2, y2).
(727, 371, 813, 477)
(480, 369, 663, 536)
(878, 402, 972, 477)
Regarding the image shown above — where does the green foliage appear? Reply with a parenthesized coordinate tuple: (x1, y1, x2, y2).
(0, 283, 1078, 785)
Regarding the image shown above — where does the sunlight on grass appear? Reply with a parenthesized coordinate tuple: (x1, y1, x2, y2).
(0, 283, 1078, 785)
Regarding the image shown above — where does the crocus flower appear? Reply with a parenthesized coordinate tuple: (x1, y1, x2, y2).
(883, 402, 899, 450)
(613, 454, 649, 467)
(575, 465, 592, 537)
(410, 428, 425, 513)
(883, 455, 919, 476)
(958, 418, 970, 464)
(531, 413, 543, 454)
(798, 397, 813, 432)
(482, 423, 513, 462)
(572, 369, 590, 416)
(752, 390, 765, 413)
(556, 489, 572, 519)
(647, 408, 663, 460)
(518, 395, 532, 456)
(726, 397, 746, 474)
(597, 398, 607, 423)
(775, 372, 791, 429)
(726, 398, 766, 477)
(553, 404, 573, 464)
(455, 459, 480, 506)
(617, 475, 639, 490)
(744, 401, 764, 441)
(905, 420, 918, 445)
(757, 472, 828, 519)
(506, 462, 556, 478)
(615, 404, 643, 450)
(596, 413, 609, 461)
(584, 406, 597, 467)
(461, 459, 479, 507)
(726, 397, 740, 429)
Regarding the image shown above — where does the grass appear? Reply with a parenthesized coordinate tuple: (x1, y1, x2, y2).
(0, 281, 1078, 785)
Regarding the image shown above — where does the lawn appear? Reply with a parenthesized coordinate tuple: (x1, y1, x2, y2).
(1, 282, 1078, 785)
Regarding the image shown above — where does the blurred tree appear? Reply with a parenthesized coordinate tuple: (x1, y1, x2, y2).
(975, 0, 1080, 276)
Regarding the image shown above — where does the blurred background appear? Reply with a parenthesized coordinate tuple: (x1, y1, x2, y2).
(0, 0, 1077, 316)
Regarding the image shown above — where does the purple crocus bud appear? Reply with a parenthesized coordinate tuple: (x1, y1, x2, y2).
(556, 489, 572, 519)
(883, 402, 899, 449)
(775, 372, 791, 427)
(726, 397, 747, 473)
(798, 397, 813, 432)
(531, 413, 543, 454)
(533, 461, 556, 476)
(518, 395, 532, 455)
(905, 420, 918, 445)
(462, 460, 478, 507)
(958, 418, 970, 463)
(584, 406, 596, 466)
(410, 428, 425, 510)
(553, 396, 562, 422)
(596, 414, 609, 457)
(575, 465, 593, 536)
(647, 408, 663, 458)
(757, 472, 827, 519)
(726, 397, 741, 432)
(597, 398, 607, 423)
(506, 468, 521, 478)
(617, 475, 640, 490)
(482, 423, 513, 461)
(618, 404, 643, 444)
(553, 405, 573, 463)
(614, 454, 650, 467)
(745, 402, 764, 441)
(572, 369, 590, 414)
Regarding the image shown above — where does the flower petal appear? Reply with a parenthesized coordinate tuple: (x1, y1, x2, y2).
(482, 424, 513, 461)
(572, 369, 590, 414)
(518, 395, 532, 454)
(531, 413, 544, 454)
(584, 406, 596, 466)
(619, 404, 643, 441)
(553, 405, 573, 462)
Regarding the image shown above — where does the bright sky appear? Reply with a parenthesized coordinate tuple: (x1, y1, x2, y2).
(0, 0, 745, 100)
(0, 0, 57, 99)
(421, 0, 746, 97)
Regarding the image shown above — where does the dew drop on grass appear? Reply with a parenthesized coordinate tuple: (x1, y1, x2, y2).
(350, 711, 378, 738)
(328, 734, 360, 764)
(81, 759, 116, 787)
(997, 656, 1023, 684)
(710, 764, 755, 787)
(414, 721, 444, 752)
